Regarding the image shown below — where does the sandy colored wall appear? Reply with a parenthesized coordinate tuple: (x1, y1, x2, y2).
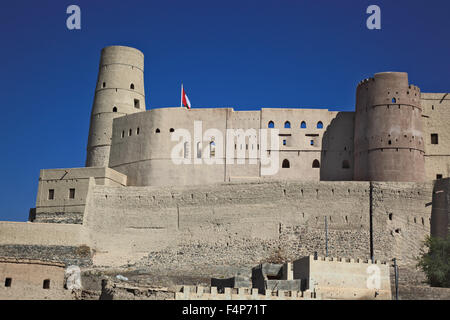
(293, 255, 391, 300)
(0, 222, 92, 267)
(80, 180, 431, 278)
(86, 46, 146, 167)
(83, 180, 371, 268)
(371, 181, 433, 264)
(0, 258, 71, 300)
(0, 221, 84, 246)
(421, 93, 450, 181)
(34, 167, 126, 224)
(108, 107, 354, 186)
(0, 179, 433, 284)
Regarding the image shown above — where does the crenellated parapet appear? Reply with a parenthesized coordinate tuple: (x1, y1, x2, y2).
(175, 285, 318, 300)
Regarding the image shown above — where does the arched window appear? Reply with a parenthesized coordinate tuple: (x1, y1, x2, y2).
(112, 107, 117, 112)
(392, 98, 396, 103)
(129, 129, 132, 136)
(169, 128, 175, 132)
(284, 121, 291, 129)
(282, 159, 290, 168)
(268, 121, 274, 128)
(317, 121, 323, 129)
(312, 159, 320, 168)
(121, 131, 124, 138)
(130, 83, 135, 90)
(155, 128, 160, 133)
(300, 121, 307, 129)
(342, 160, 350, 169)
(136, 127, 140, 135)
(102, 82, 106, 88)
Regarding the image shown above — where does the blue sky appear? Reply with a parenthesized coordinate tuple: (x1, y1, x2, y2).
(0, 0, 449, 221)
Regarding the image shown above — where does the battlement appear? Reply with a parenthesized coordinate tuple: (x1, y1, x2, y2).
(175, 285, 318, 300)
(310, 255, 388, 265)
(409, 84, 420, 92)
(357, 77, 375, 87)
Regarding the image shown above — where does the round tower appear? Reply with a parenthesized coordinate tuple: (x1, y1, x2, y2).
(354, 72, 425, 182)
(86, 45, 146, 167)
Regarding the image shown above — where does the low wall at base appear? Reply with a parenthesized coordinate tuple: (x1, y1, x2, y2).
(175, 286, 318, 300)
(0, 222, 91, 267)
(0, 221, 84, 246)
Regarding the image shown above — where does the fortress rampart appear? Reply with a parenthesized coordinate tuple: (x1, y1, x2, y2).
(0, 179, 432, 278)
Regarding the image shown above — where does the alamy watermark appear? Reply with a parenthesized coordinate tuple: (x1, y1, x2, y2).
(366, 5, 381, 30)
(170, 121, 280, 175)
(366, 264, 381, 290)
(66, 5, 81, 30)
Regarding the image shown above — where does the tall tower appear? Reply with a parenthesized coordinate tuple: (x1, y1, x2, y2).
(86, 45, 146, 167)
(354, 72, 425, 182)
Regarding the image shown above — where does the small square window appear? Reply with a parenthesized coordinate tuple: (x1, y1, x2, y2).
(69, 188, 75, 199)
(431, 134, 438, 144)
(134, 99, 140, 109)
(5, 278, 12, 287)
(48, 189, 54, 200)
(43, 279, 50, 289)
(436, 174, 443, 179)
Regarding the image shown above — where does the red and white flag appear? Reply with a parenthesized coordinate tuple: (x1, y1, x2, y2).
(181, 84, 191, 109)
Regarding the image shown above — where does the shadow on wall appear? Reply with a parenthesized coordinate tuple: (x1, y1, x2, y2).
(320, 112, 355, 181)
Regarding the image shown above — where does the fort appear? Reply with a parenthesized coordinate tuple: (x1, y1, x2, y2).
(0, 45, 450, 299)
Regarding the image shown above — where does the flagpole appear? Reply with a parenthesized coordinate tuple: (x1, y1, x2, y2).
(180, 83, 183, 108)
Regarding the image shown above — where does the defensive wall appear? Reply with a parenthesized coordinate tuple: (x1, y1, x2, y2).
(0, 178, 432, 284)
(81, 179, 431, 278)
(0, 221, 91, 267)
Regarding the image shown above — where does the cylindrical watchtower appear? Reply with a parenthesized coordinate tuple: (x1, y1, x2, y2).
(354, 72, 425, 182)
(86, 45, 146, 167)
